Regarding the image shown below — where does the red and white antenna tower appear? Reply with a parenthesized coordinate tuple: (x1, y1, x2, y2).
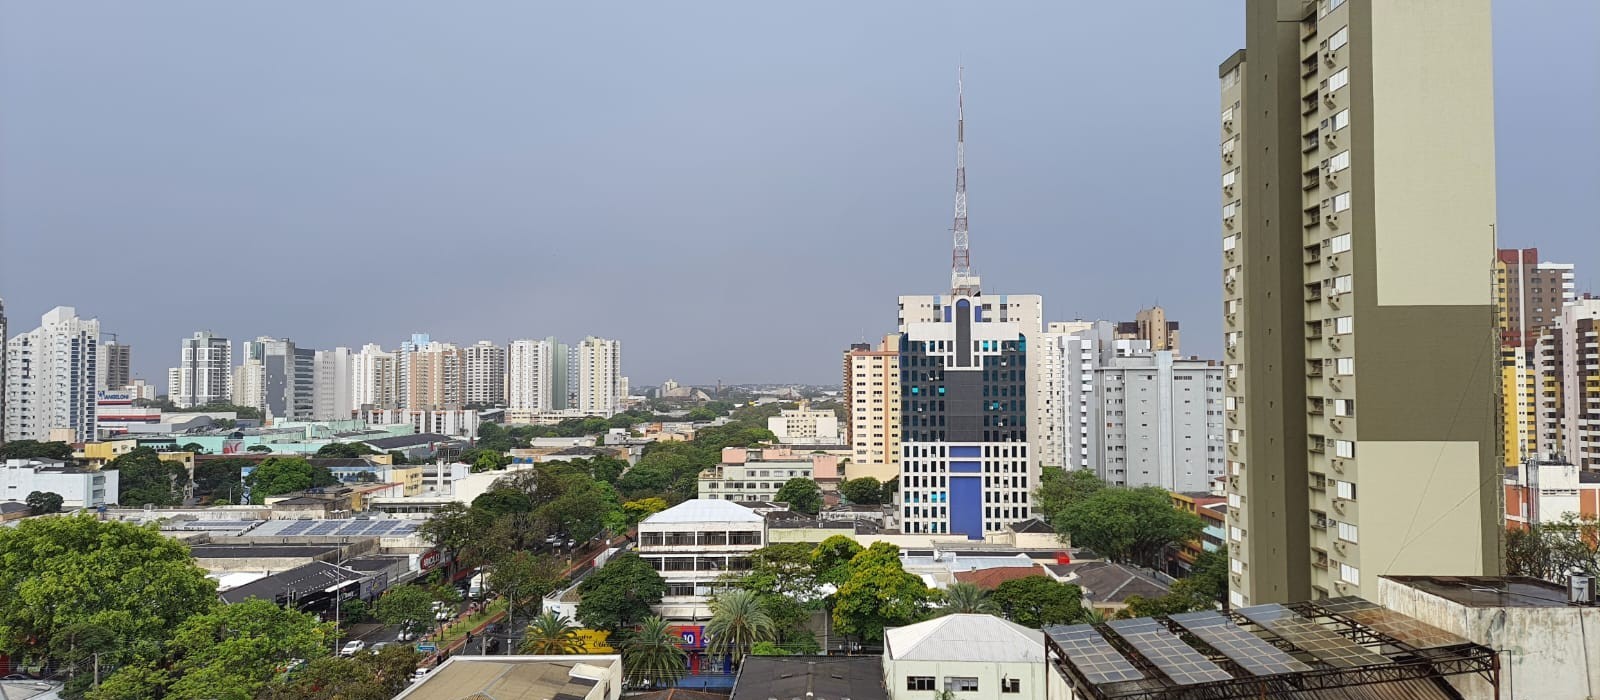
(950, 67, 978, 297)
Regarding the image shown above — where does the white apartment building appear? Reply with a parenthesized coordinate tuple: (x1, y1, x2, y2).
(361, 408, 480, 438)
(1091, 352, 1225, 493)
(0, 298, 7, 438)
(698, 447, 817, 502)
(1546, 299, 1600, 470)
(636, 499, 763, 620)
(843, 335, 900, 482)
(312, 347, 354, 420)
(766, 400, 841, 445)
(2, 458, 120, 508)
(576, 337, 622, 417)
(4, 306, 101, 442)
(508, 339, 555, 412)
(351, 344, 399, 410)
(168, 331, 232, 408)
(462, 340, 507, 408)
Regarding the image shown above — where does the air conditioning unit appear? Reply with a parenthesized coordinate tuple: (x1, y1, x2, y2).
(1331, 458, 1345, 473)
(1328, 293, 1341, 308)
(1224, 152, 1234, 165)
(1334, 541, 1347, 554)
(1325, 131, 1338, 146)
(1224, 184, 1235, 197)
(1332, 499, 1346, 513)
(1223, 118, 1234, 132)
(1325, 91, 1338, 106)
(1225, 216, 1236, 229)
(1328, 257, 1339, 270)
(1328, 336, 1342, 350)
(1326, 172, 1340, 187)
(1326, 214, 1340, 228)
(1330, 418, 1343, 432)
(1324, 50, 1338, 66)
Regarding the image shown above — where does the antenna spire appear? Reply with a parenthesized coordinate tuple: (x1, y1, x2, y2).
(950, 66, 977, 296)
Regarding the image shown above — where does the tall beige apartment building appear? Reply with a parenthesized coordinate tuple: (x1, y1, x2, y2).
(462, 340, 507, 408)
(1221, 0, 1501, 605)
(406, 342, 464, 411)
(843, 335, 901, 482)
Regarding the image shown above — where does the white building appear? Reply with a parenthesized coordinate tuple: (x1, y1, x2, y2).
(351, 344, 399, 410)
(169, 331, 232, 408)
(462, 340, 507, 408)
(2, 458, 120, 508)
(844, 335, 901, 482)
(361, 408, 480, 439)
(312, 347, 355, 420)
(767, 400, 841, 445)
(576, 337, 622, 416)
(636, 499, 764, 619)
(4, 306, 101, 442)
(882, 614, 1053, 700)
(508, 339, 555, 412)
(698, 447, 820, 502)
(0, 298, 6, 438)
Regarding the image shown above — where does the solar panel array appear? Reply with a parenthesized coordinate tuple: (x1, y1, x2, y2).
(1106, 619, 1233, 685)
(256, 520, 419, 538)
(1047, 625, 1145, 684)
(1236, 604, 1388, 668)
(1169, 611, 1312, 676)
(1318, 597, 1469, 649)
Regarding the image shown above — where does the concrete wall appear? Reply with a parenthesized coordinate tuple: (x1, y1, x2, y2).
(882, 657, 1067, 700)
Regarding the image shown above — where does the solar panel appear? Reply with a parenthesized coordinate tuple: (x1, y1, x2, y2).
(1169, 611, 1312, 676)
(1047, 625, 1145, 684)
(1236, 604, 1388, 668)
(1107, 618, 1233, 685)
(1318, 597, 1469, 649)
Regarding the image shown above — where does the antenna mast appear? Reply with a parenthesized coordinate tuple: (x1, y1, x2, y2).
(950, 67, 978, 296)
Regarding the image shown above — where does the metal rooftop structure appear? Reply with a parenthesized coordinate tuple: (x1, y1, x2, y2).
(1045, 597, 1498, 700)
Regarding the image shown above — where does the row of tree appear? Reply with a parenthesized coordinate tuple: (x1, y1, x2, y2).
(1506, 515, 1600, 581)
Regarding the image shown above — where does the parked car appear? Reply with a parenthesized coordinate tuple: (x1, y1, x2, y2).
(435, 608, 452, 621)
(369, 642, 389, 654)
(411, 667, 432, 682)
(397, 626, 417, 642)
(339, 640, 366, 656)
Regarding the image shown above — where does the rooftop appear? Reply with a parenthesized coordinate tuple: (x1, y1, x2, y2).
(217, 560, 366, 605)
(643, 499, 764, 525)
(952, 566, 1044, 590)
(359, 433, 456, 450)
(1384, 575, 1576, 608)
(190, 544, 340, 560)
(393, 655, 618, 700)
(884, 613, 1044, 662)
(1008, 517, 1055, 534)
(730, 656, 885, 700)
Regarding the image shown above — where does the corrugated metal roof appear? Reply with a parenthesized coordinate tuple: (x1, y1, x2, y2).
(885, 614, 1044, 662)
(643, 499, 764, 524)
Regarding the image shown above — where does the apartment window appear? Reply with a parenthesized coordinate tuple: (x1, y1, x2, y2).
(1328, 26, 1349, 51)
(1336, 480, 1356, 500)
(1333, 440, 1355, 459)
(1332, 109, 1350, 131)
(1334, 316, 1353, 334)
(907, 677, 936, 691)
(1221, 107, 1234, 124)
(1332, 275, 1352, 294)
(944, 678, 979, 693)
(1223, 202, 1239, 218)
(1332, 192, 1351, 212)
(1334, 399, 1354, 417)
(1340, 563, 1361, 585)
(1222, 169, 1237, 188)
(1330, 233, 1352, 253)
(1230, 558, 1243, 574)
(1226, 299, 1241, 314)
(1225, 396, 1237, 411)
(1335, 358, 1354, 375)
(1002, 678, 1022, 693)
(1223, 234, 1238, 252)
(1329, 151, 1350, 172)
(1327, 68, 1349, 92)
(1229, 526, 1243, 543)
(1337, 521, 1359, 542)
(1228, 493, 1241, 508)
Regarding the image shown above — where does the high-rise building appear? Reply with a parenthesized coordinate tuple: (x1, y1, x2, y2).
(576, 337, 622, 416)
(397, 333, 430, 410)
(462, 341, 507, 408)
(238, 337, 311, 422)
(1501, 345, 1538, 468)
(1538, 299, 1600, 471)
(1115, 306, 1181, 354)
(98, 340, 132, 394)
(3, 306, 100, 442)
(1495, 248, 1576, 349)
(312, 347, 354, 420)
(0, 298, 7, 443)
(1220, 0, 1501, 605)
(169, 331, 232, 408)
(843, 335, 901, 482)
(352, 344, 399, 410)
(404, 341, 463, 411)
(508, 339, 555, 412)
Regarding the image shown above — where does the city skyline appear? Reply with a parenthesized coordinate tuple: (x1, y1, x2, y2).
(1, 2, 1595, 386)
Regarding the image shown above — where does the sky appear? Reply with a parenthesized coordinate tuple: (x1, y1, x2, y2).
(1, 2, 1595, 387)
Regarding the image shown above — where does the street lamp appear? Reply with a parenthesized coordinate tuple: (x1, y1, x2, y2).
(325, 578, 361, 655)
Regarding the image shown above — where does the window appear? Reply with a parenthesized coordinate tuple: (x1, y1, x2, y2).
(1333, 109, 1350, 131)
(1329, 151, 1350, 172)
(1337, 520, 1359, 542)
(1225, 396, 1237, 410)
(1332, 192, 1351, 212)
(1333, 316, 1353, 334)
(907, 677, 936, 691)
(1340, 563, 1361, 584)
(944, 678, 979, 693)
(1328, 26, 1349, 50)
(1336, 480, 1356, 500)
(1333, 440, 1355, 459)
(1228, 493, 1241, 508)
(1328, 68, 1349, 92)
(1335, 358, 1354, 375)
(1230, 557, 1243, 574)
(1332, 275, 1352, 293)
(1002, 678, 1021, 693)
(1222, 169, 1237, 187)
(1330, 233, 1352, 253)
(1229, 526, 1243, 543)
(1223, 234, 1238, 252)
(1223, 202, 1239, 218)
(1334, 399, 1354, 417)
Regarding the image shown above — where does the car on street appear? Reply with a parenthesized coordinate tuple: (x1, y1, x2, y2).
(397, 627, 417, 642)
(339, 640, 366, 656)
(369, 642, 389, 654)
(411, 667, 432, 682)
(435, 607, 452, 621)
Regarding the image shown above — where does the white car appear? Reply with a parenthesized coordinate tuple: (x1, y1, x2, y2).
(339, 640, 366, 656)
(396, 627, 417, 642)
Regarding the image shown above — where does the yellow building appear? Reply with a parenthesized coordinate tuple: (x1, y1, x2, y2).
(1501, 346, 1537, 468)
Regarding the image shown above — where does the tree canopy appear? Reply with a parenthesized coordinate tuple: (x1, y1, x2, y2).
(576, 551, 666, 633)
(831, 542, 931, 642)
(0, 439, 74, 460)
(1034, 468, 1107, 535)
(1507, 515, 1600, 581)
(25, 490, 63, 515)
(774, 478, 823, 515)
(990, 576, 1088, 628)
(1054, 486, 1202, 566)
(192, 458, 252, 503)
(107, 447, 189, 507)
(838, 477, 884, 505)
(315, 442, 380, 458)
(244, 457, 338, 504)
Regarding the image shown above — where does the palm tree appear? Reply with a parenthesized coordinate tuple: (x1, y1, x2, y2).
(706, 589, 777, 660)
(1082, 607, 1109, 624)
(624, 616, 687, 688)
(939, 582, 999, 615)
(519, 612, 585, 655)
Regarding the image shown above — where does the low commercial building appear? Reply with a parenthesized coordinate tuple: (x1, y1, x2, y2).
(697, 447, 837, 502)
(1504, 459, 1600, 528)
(1, 458, 118, 508)
(394, 655, 622, 700)
(731, 657, 885, 700)
(636, 499, 764, 620)
(882, 614, 1053, 700)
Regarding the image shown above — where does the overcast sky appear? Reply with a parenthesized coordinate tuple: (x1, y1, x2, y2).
(1, 2, 1594, 386)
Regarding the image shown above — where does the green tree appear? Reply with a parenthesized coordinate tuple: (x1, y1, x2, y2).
(520, 612, 585, 655)
(1034, 468, 1106, 535)
(622, 616, 687, 688)
(24, 490, 63, 515)
(812, 535, 864, 585)
(831, 542, 932, 642)
(936, 582, 998, 615)
(1185, 547, 1229, 603)
(751, 641, 789, 656)
(1055, 486, 1202, 566)
(247, 444, 273, 454)
(373, 585, 437, 637)
(315, 442, 380, 458)
(686, 406, 718, 421)
(418, 502, 494, 571)
(706, 589, 776, 660)
(193, 458, 251, 503)
(0, 439, 74, 460)
(472, 487, 535, 517)
(990, 576, 1087, 628)
(245, 457, 338, 504)
(576, 551, 666, 633)
(880, 477, 899, 503)
(491, 550, 563, 629)
(108, 447, 189, 506)
(774, 478, 823, 515)
(258, 645, 419, 700)
(0, 515, 217, 677)
(622, 497, 669, 524)
(179, 442, 207, 454)
(838, 477, 884, 505)
(85, 663, 170, 700)
(135, 598, 333, 700)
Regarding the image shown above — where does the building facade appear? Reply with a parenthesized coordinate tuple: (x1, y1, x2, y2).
(698, 447, 820, 502)
(351, 344, 399, 411)
(169, 331, 232, 408)
(635, 499, 763, 620)
(508, 339, 555, 412)
(98, 340, 132, 396)
(4, 306, 101, 442)
(312, 347, 354, 420)
(1221, 0, 1501, 605)
(0, 298, 6, 442)
(1546, 299, 1600, 470)
(576, 336, 622, 416)
(1495, 248, 1576, 350)
(2, 458, 120, 508)
(404, 341, 463, 411)
(843, 335, 901, 482)
(1088, 352, 1224, 493)
(766, 400, 841, 445)
(462, 340, 507, 408)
